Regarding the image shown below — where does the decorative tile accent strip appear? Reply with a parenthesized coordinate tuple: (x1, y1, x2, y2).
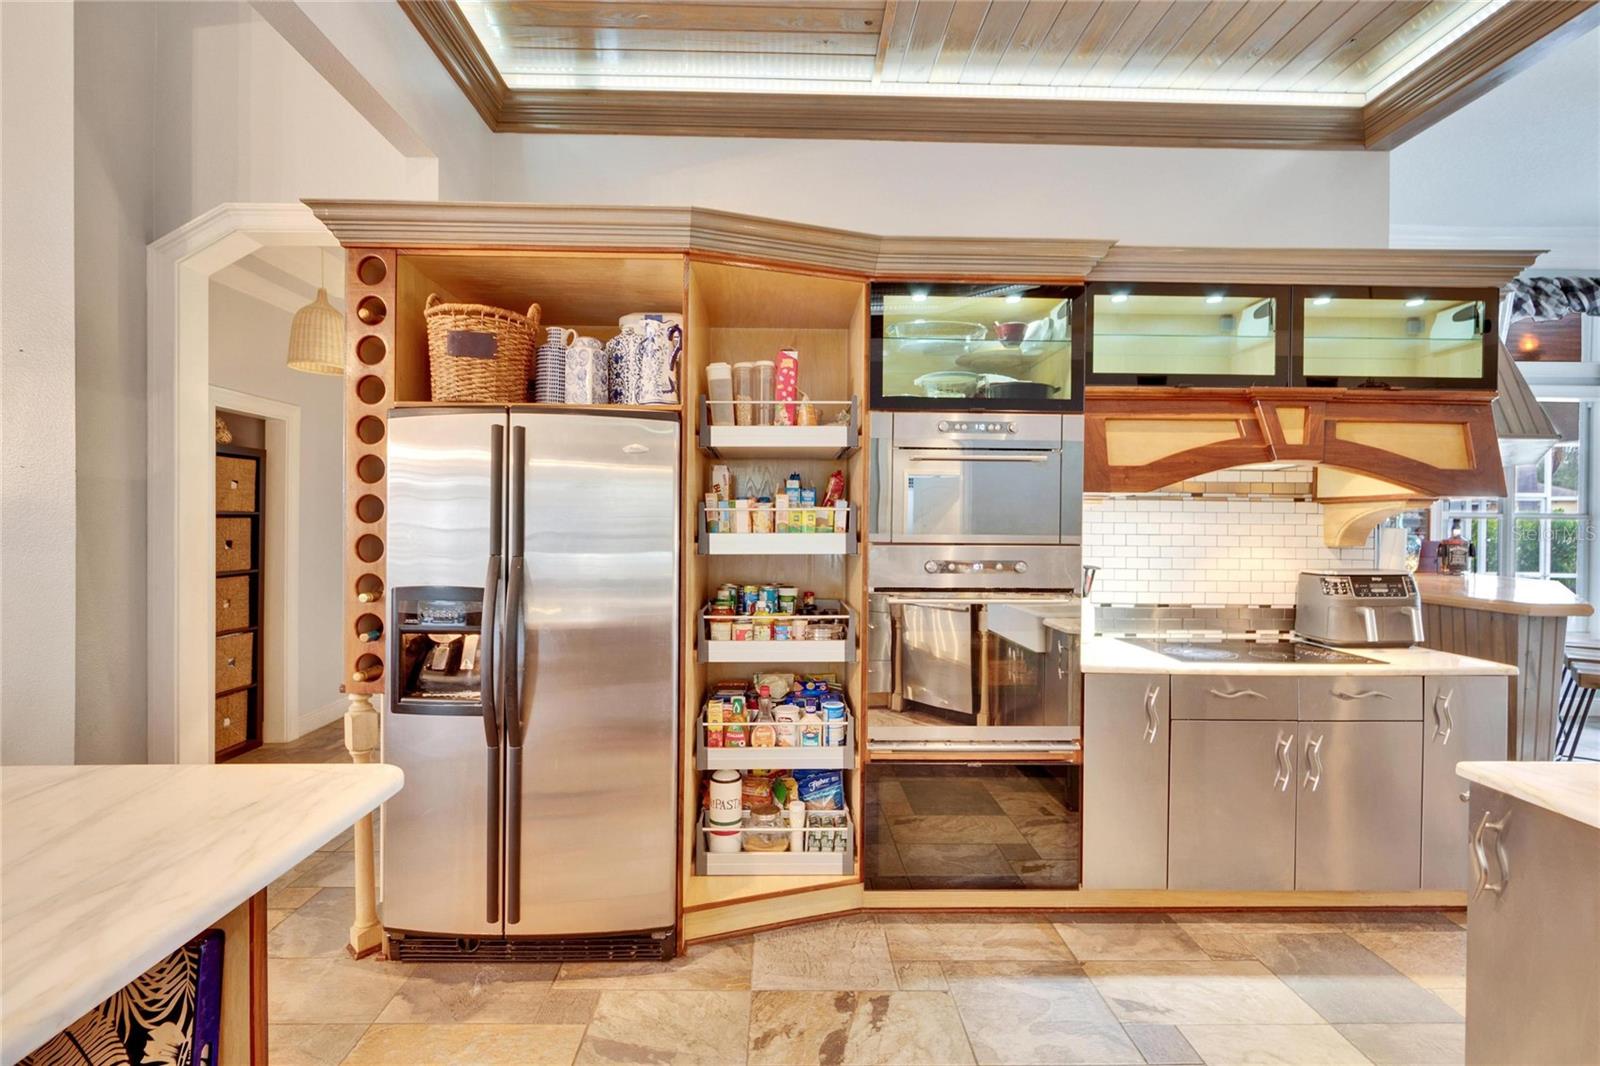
(1091, 604, 1297, 637)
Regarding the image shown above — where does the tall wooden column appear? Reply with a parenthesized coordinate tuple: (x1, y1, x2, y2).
(344, 692, 384, 958)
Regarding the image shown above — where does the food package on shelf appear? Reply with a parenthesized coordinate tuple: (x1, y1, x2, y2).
(774, 348, 799, 425)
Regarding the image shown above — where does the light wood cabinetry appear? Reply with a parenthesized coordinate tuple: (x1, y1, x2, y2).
(1422, 677, 1509, 890)
(1082, 674, 1168, 890)
(1465, 786, 1600, 1065)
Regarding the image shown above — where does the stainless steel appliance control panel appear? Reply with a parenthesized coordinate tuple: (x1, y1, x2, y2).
(1295, 570, 1423, 647)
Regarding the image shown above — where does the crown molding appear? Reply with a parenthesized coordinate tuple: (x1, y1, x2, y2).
(398, 0, 1594, 150)
(1364, 0, 1600, 149)
(1087, 246, 1543, 287)
(1389, 225, 1600, 272)
(307, 199, 1545, 287)
(397, 0, 505, 129)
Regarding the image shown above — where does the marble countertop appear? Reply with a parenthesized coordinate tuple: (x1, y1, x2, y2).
(1413, 573, 1593, 617)
(1457, 762, 1600, 830)
(1077, 635, 1518, 676)
(1, 763, 402, 1064)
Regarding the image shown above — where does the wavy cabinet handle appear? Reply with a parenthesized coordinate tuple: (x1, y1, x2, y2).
(1302, 734, 1324, 791)
(1142, 684, 1160, 744)
(1472, 809, 1512, 900)
(1333, 689, 1393, 701)
(1209, 687, 1266, 700)
(1272, 731, 1294, 792)
(1433, 689, 1454, 744)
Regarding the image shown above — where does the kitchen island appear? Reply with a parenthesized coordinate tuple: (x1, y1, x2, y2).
(1413, 572, 1593, 758)
(0, 763, 402, 1065)
(1456, 762, 1599, 1065)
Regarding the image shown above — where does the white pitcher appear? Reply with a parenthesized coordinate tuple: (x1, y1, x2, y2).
(638, 319, 683, 406)
(564, 335, 607, 405)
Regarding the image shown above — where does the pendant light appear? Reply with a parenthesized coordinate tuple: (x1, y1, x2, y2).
(286, 250, 345, 375)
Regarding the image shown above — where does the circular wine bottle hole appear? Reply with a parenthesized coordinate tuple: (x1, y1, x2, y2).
(353, 653, 383, 683)
(356, 256, 387, 287)
(355, 415, 385, 445)
(355, 375, 386, 405)
(355, 574, 383, 601)
(356, 454, 385, 484)
(356, 296, 387, 326)
(356, 335, 386, 366)
(355, 494, 385, 524)
(354, 613, 383, 640)
(355, 534, 384, 563)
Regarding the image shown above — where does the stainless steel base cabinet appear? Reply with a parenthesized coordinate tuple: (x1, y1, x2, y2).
(1295, 721, 1422, 890)
(1466, 787, 1600, 1065)
(1169, 720, 1297, 890)
(1421, 676, 1509, 890)
(1083, 674, 1168, 889)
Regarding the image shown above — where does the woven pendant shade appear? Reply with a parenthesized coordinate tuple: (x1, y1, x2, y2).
(287, 288, 345, 375)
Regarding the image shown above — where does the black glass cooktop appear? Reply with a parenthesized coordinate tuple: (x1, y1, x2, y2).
(1126, 639, 1381, 665)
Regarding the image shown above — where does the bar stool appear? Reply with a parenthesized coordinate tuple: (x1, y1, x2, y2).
(1555, 658, 1600, 760)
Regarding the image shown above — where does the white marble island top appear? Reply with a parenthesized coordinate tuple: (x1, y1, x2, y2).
(1, 763, 402, 1064)
(1075, 634, 1518, 677)
(1457, 762, 1600, 830)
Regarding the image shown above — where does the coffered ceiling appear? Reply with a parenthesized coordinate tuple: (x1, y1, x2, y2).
(403, 0, 1599, 147)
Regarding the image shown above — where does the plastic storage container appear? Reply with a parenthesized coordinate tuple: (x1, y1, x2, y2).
(733, 362, 756, 426)
(706, 362, 734, 426)
(753, 360, 775, 426)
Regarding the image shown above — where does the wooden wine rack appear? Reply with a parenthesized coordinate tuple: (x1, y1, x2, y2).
(343, 248, 396, 696)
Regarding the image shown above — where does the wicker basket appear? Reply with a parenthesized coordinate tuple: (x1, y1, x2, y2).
(424, 294, 540, 403)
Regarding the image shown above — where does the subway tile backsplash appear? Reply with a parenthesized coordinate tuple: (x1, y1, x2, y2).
(1084, 470, 1376, 607)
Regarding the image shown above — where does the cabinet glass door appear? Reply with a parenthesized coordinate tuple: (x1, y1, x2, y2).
(1296, 286, 1496, 389)
(871, 283, 1083, 412)
(1086, 283, 1289, 386)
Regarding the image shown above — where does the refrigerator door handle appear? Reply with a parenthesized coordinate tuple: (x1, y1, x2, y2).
(483, 422, 506, 924)
(505, 424, 527, 925)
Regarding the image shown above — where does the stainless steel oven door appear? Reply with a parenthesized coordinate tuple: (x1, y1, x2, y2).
(891, 447, 1063, 544)
(899, 601, 978, 716)
(873, 596, 1081, 753)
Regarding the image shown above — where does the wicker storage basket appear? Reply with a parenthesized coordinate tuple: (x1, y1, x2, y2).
(217, 517, 252, 572)
(216, 632, 255, 691)
(216, 576, 251, 632)
(216, 692, 249, 750)
(216, 456, 257, 512)
(424, 294, 540, 403)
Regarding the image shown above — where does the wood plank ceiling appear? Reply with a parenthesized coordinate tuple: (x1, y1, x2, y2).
(405, 0, 1600, 147)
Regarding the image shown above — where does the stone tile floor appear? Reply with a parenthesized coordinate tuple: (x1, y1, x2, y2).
(257, 723, 1473, 1065)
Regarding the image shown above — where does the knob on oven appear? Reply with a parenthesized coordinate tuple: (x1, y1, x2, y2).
(1014, 561, 1028, 574)
(937, 420, 951, 432)
(924, 560, 940, 574)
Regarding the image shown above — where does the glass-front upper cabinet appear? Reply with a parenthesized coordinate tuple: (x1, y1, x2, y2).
(871, 283, 1084, 412)
(1294, 286, 1497, 390)
(1085, 283, 1290, 387)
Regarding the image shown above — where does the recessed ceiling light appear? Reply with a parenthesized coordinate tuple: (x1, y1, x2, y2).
(1005, 293, 1022, 304)
(1405, 297, 1426, 307)
(911, 291, 928, 303)
(1206, 294, 1224, 304)
(1110, 292, 1129, 303)
(1312, 295, 1332, 306)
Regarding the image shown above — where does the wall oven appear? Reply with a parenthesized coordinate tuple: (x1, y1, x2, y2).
(872, 412, 1083, 546)
(868, 545, 1082, 756)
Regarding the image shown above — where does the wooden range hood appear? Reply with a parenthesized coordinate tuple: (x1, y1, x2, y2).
(1084, 386, 1506, 547)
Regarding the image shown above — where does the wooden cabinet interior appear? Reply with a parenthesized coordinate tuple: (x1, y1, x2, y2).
(391, 252, 687, 404)
(681, 258, 870, 915)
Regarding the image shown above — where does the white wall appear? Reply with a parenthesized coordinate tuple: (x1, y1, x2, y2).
(74, 0, 157, 764)
(1390, 25, 1600, 269)
(149, 2, 435, 239)
(2, 1, 78, 764)
(209, 282, 345, 726)
(490, 135, 1391, 247)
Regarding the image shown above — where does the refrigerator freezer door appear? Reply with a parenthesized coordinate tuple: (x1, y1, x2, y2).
(507, 410, 679, 936)
(382, 409, 506, 937)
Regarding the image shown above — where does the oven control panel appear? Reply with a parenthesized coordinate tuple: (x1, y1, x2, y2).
(937, 419, 1016, 434)
(925, 559, 1028, 575)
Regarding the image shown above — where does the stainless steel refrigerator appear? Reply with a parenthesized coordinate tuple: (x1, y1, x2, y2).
(381, 407, 679, 960)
